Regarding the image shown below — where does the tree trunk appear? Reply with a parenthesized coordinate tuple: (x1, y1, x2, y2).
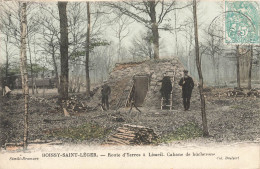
(192, 0, 209, 137)
(187, 55, 190, 71)
(4, 14, 11, 92)
(5, 13, 13, 83)
(216, 55, 220, 86)
(85, 2, 91, 96)
(58, 2, 69, 100)
(52, 46, 59, 91)
(248, 45, 253, 89)
(211, 37, 217, 86)
(19, 2, 29, 150)
(212, 57, 217, 86)
(188, 33, 193, 72)
(174, 9, 178, 56)
(32, 35, 38, 94)
(149, 0, 159, 60)
(27, 34, 34, 94)
(5, 37, 9, 83)
(236, 45, 241, 89)
(118, 39, 121, 62)
(118, 25, 121, 62)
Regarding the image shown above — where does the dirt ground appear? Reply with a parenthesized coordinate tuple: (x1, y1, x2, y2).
(0, 87, 259, 148)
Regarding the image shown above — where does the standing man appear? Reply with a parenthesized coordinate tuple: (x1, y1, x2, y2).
(159, 76, 172, 106)
(178, 70, 194, 111)
(101, 81, 111, 110)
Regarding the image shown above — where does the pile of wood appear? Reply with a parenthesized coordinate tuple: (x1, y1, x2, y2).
(246, 89, 260, 97)
(64, 96, 86, 112)
(111, 115, 125, 122)
(63, 96, 97, 113)
(225, 88, 260, 97)
(226, 88, 246, 97)
(31, 94, 99, 115)
(106, 124, 158, 145)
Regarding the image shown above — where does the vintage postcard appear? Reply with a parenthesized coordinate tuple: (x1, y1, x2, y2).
(0, 0, 259, 169)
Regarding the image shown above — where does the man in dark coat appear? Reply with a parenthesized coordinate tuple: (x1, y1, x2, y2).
(178, 70, 194, 111)
(159, 76, 172, 105)
(101, 81, 111, 110)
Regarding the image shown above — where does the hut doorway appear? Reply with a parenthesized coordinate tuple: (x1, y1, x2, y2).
(127, 75, 149, 107)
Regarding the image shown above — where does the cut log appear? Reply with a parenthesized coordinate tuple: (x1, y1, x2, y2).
(114, 132, 136, 137)
(111, 134, 135, 140)
(116, 128, 135, 133)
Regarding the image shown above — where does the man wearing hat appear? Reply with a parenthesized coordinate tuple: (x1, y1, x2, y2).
(178, 70, 194, 111)
(101, 80, 111, 110)
(159, 76, 172, 107)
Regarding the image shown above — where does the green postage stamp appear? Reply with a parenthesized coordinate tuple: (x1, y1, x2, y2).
(225, 1, 260, 44)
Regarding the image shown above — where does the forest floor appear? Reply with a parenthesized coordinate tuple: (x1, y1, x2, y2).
(0, 87, 259, 150)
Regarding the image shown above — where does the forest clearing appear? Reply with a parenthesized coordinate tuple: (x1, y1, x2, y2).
(0, 1, 259, 155)
(1, 67, 259, 150)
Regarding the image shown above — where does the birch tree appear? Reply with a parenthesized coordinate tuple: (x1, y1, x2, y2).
(0, 2, 41, 94)
(19, 2, 29, 150)
(192, 0, 209, 137)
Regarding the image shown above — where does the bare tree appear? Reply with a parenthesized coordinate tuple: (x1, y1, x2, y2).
(0, 12, 12, 82)
(36, 7, 60, 89)
(203, 28, 224, 86)
(192, 0, 209, 137)
(0, 4, 19, 84)
(248, 45, 253, 89)
(129, 30, 154, 60)
(236, 45, 241, 89)
(223, 45, 248, 88)
(174, 8, 178, 56)
(110, 10, 133, 62)
(236, 45, 254, 89)
(91, 45, 116, 82)
(0, 2, 42, 95)
(174, 16, 196, 73)
(19, 2, 29, 150)
(0, 2, 21, 47)
(38, 3, 85, 92)
(106, 1, 190, 59)
(27, 8, 39, 94)
(68, 2, 87, 60)
(85, 2, 91, 96)
(58, 2, 69, 100)
(253, 46, 260, 83)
